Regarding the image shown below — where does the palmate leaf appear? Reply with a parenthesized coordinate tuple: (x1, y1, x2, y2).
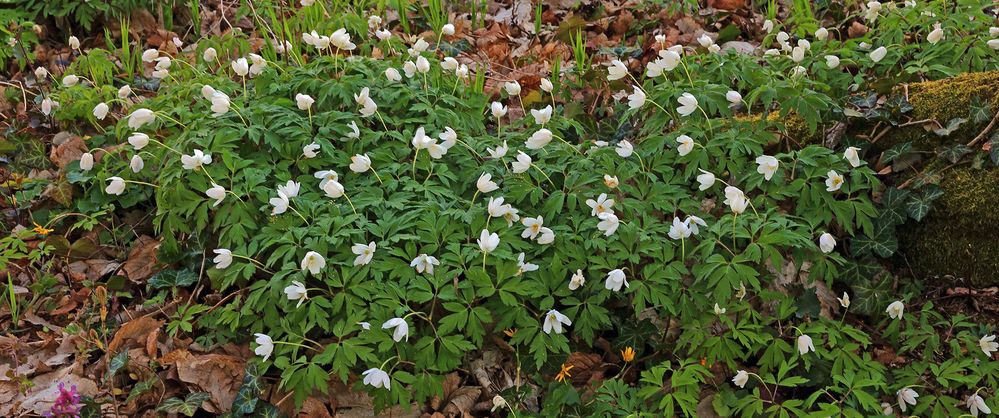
(158, 392, 210, 417)
(850, 274, 894, 316)
(905, 185, 944, 222)
(126, 377, 158, 403)
(231, 363, 262, 415)
(880, 188, 910, 226)
(251, 404, 285, 418)
(104, 350, 128, 381)
(147, 268, 198, 290)
(969, 98, 992, 124)
(933, 117, 967, 137)
(882, 141, 912, 164)
(937, 143, 973, 164)
(838, 259, 884, 285)
(850, 219, 898, 258)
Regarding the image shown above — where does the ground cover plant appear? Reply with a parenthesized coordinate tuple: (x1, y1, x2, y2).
(3, 0, 999, 416)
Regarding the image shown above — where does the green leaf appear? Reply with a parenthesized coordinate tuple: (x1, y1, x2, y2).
(851, 219, 897, 258)
(105, 350, 128, 381)
(933, 117, 967, 136)
(147, 268, 198, 290)
(232, 363, 262, 415)
(882, 142, 912, 164)
(880, 188, 910, 226)
(905, 185, 944, 222)
(937, 143, 973, 164)
(157, 392, 210, 417)
(126, 377, 158, 403)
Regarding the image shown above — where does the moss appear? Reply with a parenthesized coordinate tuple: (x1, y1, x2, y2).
(906, 71, 999, 122)
(878, 71, 999, 150)
(899, 166, 999, 286)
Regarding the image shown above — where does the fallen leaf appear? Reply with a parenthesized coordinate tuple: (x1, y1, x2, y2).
(300, 397, 333, 418)
(48, 133, 86, 169)
(122, 235, 160, 283)
(108, 316, 164, 353)
(167, 349, 245, 413)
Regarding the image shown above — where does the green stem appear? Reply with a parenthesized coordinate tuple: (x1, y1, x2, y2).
(288, 204, 311, 225)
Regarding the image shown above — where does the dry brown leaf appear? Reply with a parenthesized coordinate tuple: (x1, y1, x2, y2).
(442, 386, 481, 416)
(122, 235, 160, 283)
(300, 396, 333, 418)
(48, 133, 86, 169)
(108, 316, 164, 353)
(566, 352, 605, 386)
(168, 349, 245, 413)
(708, 0, 747, 11)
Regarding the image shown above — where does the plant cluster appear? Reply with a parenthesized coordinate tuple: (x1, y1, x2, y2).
(19, 0, 999, 416)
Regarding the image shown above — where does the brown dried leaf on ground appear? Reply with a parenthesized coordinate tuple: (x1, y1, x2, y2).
(300, 396, 333, 418)
(122, 235, 160, 283)
(430, 372, 482, 416)
(164, 349, 245, 413)
(108, 316, 163, 353)
(48, 132, 86, 169)
(565, 352, 606, 386)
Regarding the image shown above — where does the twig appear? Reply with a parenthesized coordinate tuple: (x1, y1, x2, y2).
(966, 109, 999, 147)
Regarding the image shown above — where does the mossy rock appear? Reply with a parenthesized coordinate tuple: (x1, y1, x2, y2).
(899, 166, 999, 286)
(877, 71, 999, 151)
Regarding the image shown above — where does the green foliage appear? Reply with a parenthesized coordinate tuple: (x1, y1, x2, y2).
(39, 0, 999, 416)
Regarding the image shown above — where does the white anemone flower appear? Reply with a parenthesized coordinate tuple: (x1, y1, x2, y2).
(886, 301, 905, 319)
(362, 368, 391, 390)
(410, 254, 440, 274)
(105, 177, 126, 195)
(284, 281, 308, 308)
(181, 149, 212, 170)
(676, 93, 698, 116)
(351, 242, 376, 266)
(605, 268, 628, 292)
(212, 249, 233, 269)
(542, 309, 571, 334)
(253, 333, 274, 361)
(382, 318, 410, 342)
(301, 251, 326, 275)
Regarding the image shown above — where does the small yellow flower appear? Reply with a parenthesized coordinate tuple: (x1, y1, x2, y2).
(503, 328, 517, 338)
(621, 347, 635, 363)
(32, 222, 53, 236)
(555, 362, 574, 383)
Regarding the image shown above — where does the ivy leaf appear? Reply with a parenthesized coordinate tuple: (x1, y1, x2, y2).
(838, 259, 884, 285)
(882, 142, 912, 164)
(905, 184, 944, 222)
(126, 377, 158, 403)
(969, 98, 992, 124)
(147, 269, 198, 290)
(880, 188, 910, 225)
(850, 275, 893, 316)
(851, 220, 898, 258)
(937, 143, 973, 164)
(105, 350, 128, 381)
(158, 392, 211, 417)
(251, 404, 285, 418)
(231, 363, 263, 415)
(933, 117, 967, 137)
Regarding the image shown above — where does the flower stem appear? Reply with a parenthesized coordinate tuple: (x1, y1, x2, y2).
(532, 164, 558, 189)
(288, 204, 311, 225)
(342, 192, 358, 215)
(411, 149, 419, 179)
(469, 190, 479, 209)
